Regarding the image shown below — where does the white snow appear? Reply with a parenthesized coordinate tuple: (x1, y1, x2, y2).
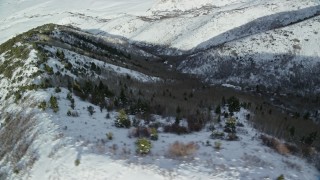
(6, 87, 317, 180)
(178, 14, 320, 92)
(1, 0, 320, 179)
(221, 84, 242, 90)
(0, 0, 155, 44)
(1, 0, 319, 52)
(0, 48, 40, 103)
(150, 0, 249, 12)
(1, 58, 319, 178)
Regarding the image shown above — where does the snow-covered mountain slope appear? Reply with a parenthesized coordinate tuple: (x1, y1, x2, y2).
(0, 0, 156, 44)
(80, 0, 320, 54)
(1, 0, 320, 179)
(150, 0, 250, 12)
(2, 0, 319, 95)
(178, 13, 320, 95)
(0, 24, 319, 180)
(1, 0, 319, 51)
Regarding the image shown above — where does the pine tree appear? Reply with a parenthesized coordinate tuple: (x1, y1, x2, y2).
(115, 109, 131, 128)
(119, 88, 127, 105)
(87, 106, 95, 116)
(221, 96, 226, 106)
(215, 105, 221, 114)
(50, 96, 59, 113)
(227, 96, 240, 113)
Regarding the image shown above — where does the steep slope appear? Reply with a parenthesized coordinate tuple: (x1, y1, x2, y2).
(1, 24, 319, 180)
(1, 0, 320, 179)
(179, 14, 320, 95)
(1, 1, 320, 93)
(0, 24, 163, 179)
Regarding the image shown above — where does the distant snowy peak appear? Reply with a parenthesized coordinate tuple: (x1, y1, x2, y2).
(1, 0, 319, 52)
(150, 0, 249, 13)
(103, 0, 320, 52)
(193, 5, 320, 51)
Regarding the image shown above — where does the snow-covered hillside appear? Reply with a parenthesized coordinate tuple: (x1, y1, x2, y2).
(4, 87, 318, 179)
(1, 0, 319, 51)
(2, 0, 319, 93)
(16, 90, 320, 180)
(178, 13, 320, 95)
(0, 23, 319, 180)
(0, 0, 155, 44)
(1, 0, 320, 179)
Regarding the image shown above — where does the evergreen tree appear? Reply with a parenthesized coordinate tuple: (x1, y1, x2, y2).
(176, 106, 181, 114)
(227, 96, 240, 113)
(50, 96, 59, 113)
(175, 105, 182, 122)
(221, 96, 226, 106)
(115, 109, 131, 128)
(56, 49, 65, 60)
(119, 88, 127, 105)
(215, 105, 221, 114)
(87, 106, 95, 116)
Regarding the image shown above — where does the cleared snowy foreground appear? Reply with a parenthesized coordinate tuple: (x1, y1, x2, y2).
(0, 0, 320, 180)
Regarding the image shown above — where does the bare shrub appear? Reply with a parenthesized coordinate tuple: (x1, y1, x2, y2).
(241, 153, 272, 167)
(163, 124, 188, 135)
(168, 141, 198, 157)
(260, 134, 290, 155)
(187, 114, 205, 132)
(128, 127, 151, 138)
(292, 44, 301, 50)
(210, 130, 225, 139)
(67, 110, 79, 117)
(109, 144, 118, 154)
(106, 132, 113, 140)
(275, 142, 290, 155)
(301, 146, 317, 157)
(95, 141, 107, 154)
(284, 142, 299, 155)
(227, 133, 239, 141)
(0, 112, 38, 176)
(121, 147, 131, 156)
(214, 141, 222, 150)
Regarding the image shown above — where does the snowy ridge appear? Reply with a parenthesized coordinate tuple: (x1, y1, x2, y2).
(0, 48, 40, 103)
